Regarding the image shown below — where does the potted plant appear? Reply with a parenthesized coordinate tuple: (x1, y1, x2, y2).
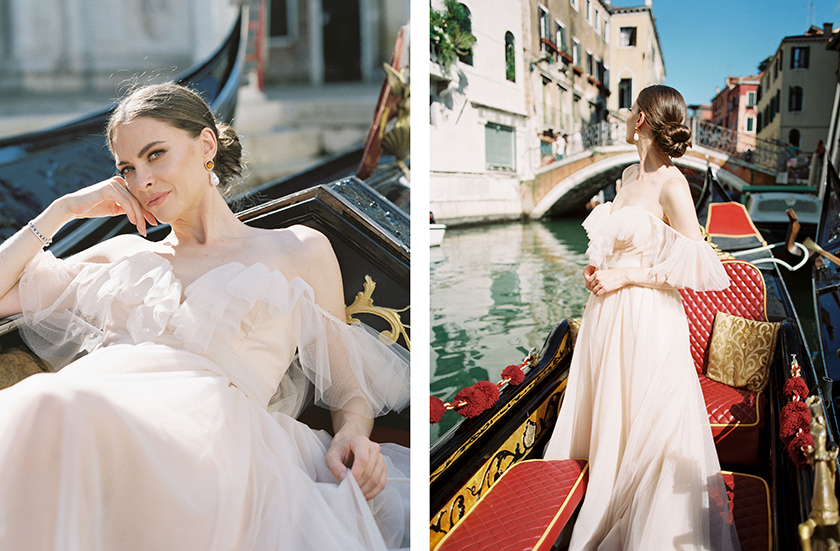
(430, 0, 477, 75)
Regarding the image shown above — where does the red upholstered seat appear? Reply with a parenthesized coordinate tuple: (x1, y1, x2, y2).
(434, 459, 588, 551)
(679, 260, 768, 465)
(723, 472, 772, 551)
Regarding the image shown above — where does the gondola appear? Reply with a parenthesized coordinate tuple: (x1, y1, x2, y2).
(809, 161, 840, 441)
(430, 169, 833, 550)
(0, 12, 412, 446)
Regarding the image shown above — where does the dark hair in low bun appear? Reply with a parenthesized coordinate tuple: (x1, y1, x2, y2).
(107, 82, 244, 191)
(636, 85, 692, 158)
(213, 122, 243, 188)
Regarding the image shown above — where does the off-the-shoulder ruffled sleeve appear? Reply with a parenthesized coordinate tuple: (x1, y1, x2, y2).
(18, 251, 410, 420)
(649, 230, 730, 291)
(582, 203, 729, 292)
(277, 285, 410, 418)
(17, 251, 112, 369)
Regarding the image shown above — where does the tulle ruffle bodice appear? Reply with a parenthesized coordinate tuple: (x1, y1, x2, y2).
(583, 202, 729, 292)
(18, 250, 410, 417)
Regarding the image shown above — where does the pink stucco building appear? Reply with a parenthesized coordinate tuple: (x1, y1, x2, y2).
(710, 74, 760, 153)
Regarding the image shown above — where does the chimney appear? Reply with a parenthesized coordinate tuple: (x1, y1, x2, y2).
(645, 0, 652, 6)
(825, 23, 834, 35)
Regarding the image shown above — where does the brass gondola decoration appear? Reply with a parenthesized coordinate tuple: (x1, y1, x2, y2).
(799, 395, 840, 550)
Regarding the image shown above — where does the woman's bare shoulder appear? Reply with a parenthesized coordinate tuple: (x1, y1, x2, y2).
(659, 169, 702, 239)
(659, 168, 692, 205)
(259, 225, 338, 276)
(263, 225, 332, 257)
(262, 225, 344, 312)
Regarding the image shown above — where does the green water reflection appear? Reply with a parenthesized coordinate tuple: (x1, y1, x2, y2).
(430, 218, 592, 443)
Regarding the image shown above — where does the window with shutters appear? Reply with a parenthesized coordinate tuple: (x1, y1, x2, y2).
(486, 123, 516, 170)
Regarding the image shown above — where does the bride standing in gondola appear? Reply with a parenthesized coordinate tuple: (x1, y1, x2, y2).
(543, 85, 740, 550)
(0, 83, 409, 550)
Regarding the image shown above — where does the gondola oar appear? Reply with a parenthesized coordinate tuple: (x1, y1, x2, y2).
(804, 237, 840, 268)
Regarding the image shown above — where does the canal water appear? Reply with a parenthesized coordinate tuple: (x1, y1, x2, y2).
(430, 217, 592, 443)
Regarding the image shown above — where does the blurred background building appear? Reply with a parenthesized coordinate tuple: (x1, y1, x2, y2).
(0, 0, 409, 185)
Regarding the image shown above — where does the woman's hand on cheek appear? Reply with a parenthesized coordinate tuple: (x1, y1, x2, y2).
(325, 434, 387, 500)
(61, 177, 157, 236)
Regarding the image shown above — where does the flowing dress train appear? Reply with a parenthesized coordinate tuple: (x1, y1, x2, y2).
(544, 203, 740, 551)
(0, 250, 410, 551)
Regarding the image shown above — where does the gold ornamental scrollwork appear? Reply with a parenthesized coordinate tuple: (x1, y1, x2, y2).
(346, 276, 410, 350)
(700, 225, 734, 260)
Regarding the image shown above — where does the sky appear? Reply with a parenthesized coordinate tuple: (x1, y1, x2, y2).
(625, 0, 840, 106)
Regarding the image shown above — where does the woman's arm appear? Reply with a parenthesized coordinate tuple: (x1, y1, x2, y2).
(585, 265, 670, 297)
(294, 227, 386, 500)
(0, 177, 156, 319)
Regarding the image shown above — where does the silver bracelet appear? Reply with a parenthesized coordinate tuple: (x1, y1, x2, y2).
(27, 221, 52, 248)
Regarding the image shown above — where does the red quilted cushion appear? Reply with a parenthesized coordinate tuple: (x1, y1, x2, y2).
(435, 459, 588, 551)
(680, 260, 767, 376)
(702, 375, 764, 465)
(680, 260, 767, 465)
(701, 376, 760, 426)
(723, 472, 771, 551)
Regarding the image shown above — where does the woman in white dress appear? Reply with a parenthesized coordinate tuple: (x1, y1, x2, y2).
(543, 85, 740, 550)
(0, 83, 409, 550)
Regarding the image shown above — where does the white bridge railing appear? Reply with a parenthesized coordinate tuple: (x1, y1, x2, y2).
(564, 119, 806, 179)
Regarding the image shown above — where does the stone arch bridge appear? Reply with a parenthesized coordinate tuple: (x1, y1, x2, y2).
(526, 120, 787, 219)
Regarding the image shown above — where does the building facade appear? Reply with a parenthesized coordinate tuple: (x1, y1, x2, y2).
(263, 0, 408, 85)
(0, 0, 408, 93)
(756, 23, 839, 154)
(429, 0, 530, 225)
(525, 0, 612, 165)
(605, 1, 664, 119)
(710, 75, 759, 153)
(0, 0, 240, 93)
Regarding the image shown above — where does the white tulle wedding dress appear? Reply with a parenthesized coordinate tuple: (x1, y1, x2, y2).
(0, 250, 410, 551)
(544, 203, 741, 550)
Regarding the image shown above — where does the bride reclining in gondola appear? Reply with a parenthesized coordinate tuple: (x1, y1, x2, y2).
(0, 83, 410, 551)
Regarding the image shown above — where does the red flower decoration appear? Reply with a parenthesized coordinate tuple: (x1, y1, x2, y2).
(430, 396, 446, 424)
(786, 431, 814, 469)
(780, 400, 811, 442)
(782, 376, 809, 401)
(473, 380, 501, 404)
(453, 381, 500, 418)
(501, 364, 525, 386)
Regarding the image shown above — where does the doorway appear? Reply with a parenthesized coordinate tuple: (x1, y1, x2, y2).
(322, 0, 361, 82)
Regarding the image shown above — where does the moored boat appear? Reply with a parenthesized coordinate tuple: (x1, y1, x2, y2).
(430, 211, 446, 247)
(741, 185, 820, 244)
(809, 161, 840, 427)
